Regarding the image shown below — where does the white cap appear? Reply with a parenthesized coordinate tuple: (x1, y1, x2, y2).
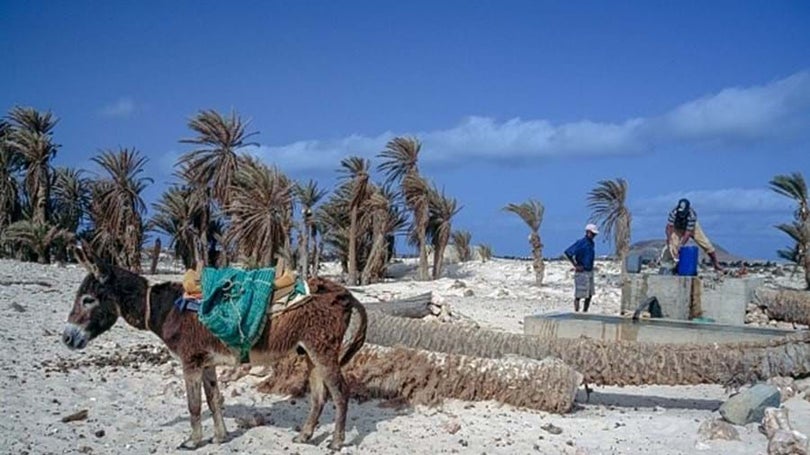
(585, 223, 599, 234)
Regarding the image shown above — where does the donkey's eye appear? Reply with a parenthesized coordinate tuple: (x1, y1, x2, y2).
(81, 295, 97, 307)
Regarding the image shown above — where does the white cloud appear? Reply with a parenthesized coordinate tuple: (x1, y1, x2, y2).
(100, 97, 136, 118)
(260, 71, 810, 171)
(633, 188, 795, 215)
(651, 71, 810, 143)
(246, 132, 394, 173)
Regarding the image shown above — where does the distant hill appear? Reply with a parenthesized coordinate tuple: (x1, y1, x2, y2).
(628, 239, 748, 264)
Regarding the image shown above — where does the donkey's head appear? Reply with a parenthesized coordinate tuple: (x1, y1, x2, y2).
(62, 244, 124, 350)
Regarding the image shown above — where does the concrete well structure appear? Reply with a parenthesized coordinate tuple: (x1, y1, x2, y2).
(620, 273, 764, 326)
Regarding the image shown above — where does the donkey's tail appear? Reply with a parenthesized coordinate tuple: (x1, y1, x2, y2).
(340, 299, 367, 366)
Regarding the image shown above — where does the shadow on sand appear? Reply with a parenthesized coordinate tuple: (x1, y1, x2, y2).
(574, 388, 722, 411)
(161, 396, 411, 449)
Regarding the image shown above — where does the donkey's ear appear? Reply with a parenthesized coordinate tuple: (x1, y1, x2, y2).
(74, 240, 108, 283)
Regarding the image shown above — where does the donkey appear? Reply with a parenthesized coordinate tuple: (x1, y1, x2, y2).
(62, 248, 367, 450)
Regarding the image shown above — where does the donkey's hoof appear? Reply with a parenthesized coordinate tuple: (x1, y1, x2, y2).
(293, 434, 312, 444)
(178, 438, 202, 450)
(211, 434, 229, 444)
(328, 439, 344, 451)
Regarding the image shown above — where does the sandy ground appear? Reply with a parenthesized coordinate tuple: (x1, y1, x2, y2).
(1, 257, 809, 455)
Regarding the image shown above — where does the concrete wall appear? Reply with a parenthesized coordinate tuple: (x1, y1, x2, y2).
(620, 274, 695, 320)
(699, 276, 764, 326)
(621, 273, 761, 325)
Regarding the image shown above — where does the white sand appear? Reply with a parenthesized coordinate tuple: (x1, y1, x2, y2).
(1, 257, 808, 454)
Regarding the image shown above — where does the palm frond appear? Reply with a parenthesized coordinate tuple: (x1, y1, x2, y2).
(451, 230, 473, 262)
(224, 157, 293, 265)
(427, 185, 462, 246)
(377, 136, 421, 185)
(178, 109, 257, 206)
(770, 173, 808, 204)
(294, 179, 328, 209)
(587, 178, 631, 257)
(503, 199, 544, 232)
(51, 167, 90, 232)
(4, 107, 60, 225)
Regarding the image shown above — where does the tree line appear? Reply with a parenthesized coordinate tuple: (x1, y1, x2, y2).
(0, 106, 807, 289)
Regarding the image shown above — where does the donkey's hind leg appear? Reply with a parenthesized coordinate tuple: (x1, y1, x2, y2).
(293, 357, 327, 444)
(320, 358, 349, 450)
(179, 366, 204, 449)
(202, 366, 228, 443)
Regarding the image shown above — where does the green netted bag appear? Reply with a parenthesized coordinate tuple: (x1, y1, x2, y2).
(198, 267, 275, 362)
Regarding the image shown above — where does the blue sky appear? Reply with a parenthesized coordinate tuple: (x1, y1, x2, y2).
(2, 1, 809, 260)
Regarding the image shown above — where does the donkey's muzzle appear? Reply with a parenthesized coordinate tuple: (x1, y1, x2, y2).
(62, 325, 88, 350)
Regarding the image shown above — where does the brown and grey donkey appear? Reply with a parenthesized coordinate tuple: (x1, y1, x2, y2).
(62, 247, 367, 450)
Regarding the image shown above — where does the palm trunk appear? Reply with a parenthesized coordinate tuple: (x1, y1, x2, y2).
(364, 311, 810, 387)
(348, 208, 359, 285)
(37, 243, 49, 264)
(149, 238, 161, 274)
(756, 288, 810, 326)
(804, 249, 810, 291)
(33, 166, 49, 226)
(530, 232, 544, 285)
(361, 218, 387, 285)
(619, 217, 631, 285)
(300, 219, 311, 278)
(418, 205, 429, 281)
(312, 229, 320, 278)
(257, 345, 581, 413)
(432, 232, 449, 280)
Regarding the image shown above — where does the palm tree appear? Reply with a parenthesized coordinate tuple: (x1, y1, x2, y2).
(173, 162, 220, 266)
(478, 244, 493, 262)
(378, 136, 430, 280)
(4, 107, 59, 226)
(1, 219, 73, 264)
(587, 178, 631, 276)
(0, 121, 23, 240)
(224, 156, 293, 267)
(294, 179, 328, 277)
(770, 173, 808, 219)
(360, 186, 389, 285)
(770, 172, 810, 289)
(776, 222, 803, 263)
(90, 148, 152, 272)
(428, 186, 462, 279)
(51, 167, 90, 233)
(178, 109, 257, 208)
(503, 199, 545, 285)
(451, 230, 473, 262)
(359, 184, 407, 285)
(50, 167, 90, 262)
(316, 186, 352, 272)
(150, 185, 206, 269)
(339, 156, 372, 285)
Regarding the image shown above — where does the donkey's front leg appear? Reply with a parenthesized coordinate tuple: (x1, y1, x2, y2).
(202, 366, 228, 443)
(179, 366, 204, 449)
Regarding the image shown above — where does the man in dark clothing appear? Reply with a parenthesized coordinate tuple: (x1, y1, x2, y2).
(664, 198, 722, 271)
(564, 224, 598, 312)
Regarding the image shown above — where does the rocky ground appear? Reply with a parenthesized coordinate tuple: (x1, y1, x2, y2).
(1, 258, 809, 454)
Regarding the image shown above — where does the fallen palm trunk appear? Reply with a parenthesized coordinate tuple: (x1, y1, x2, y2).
(756, 289, 810, 326)
(257, 344, 582, 413)
(363, 292, 434, 318)
(364, 311, 810, 387)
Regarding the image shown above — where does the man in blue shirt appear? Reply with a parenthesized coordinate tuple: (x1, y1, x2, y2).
(564, 224, 598, 312)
